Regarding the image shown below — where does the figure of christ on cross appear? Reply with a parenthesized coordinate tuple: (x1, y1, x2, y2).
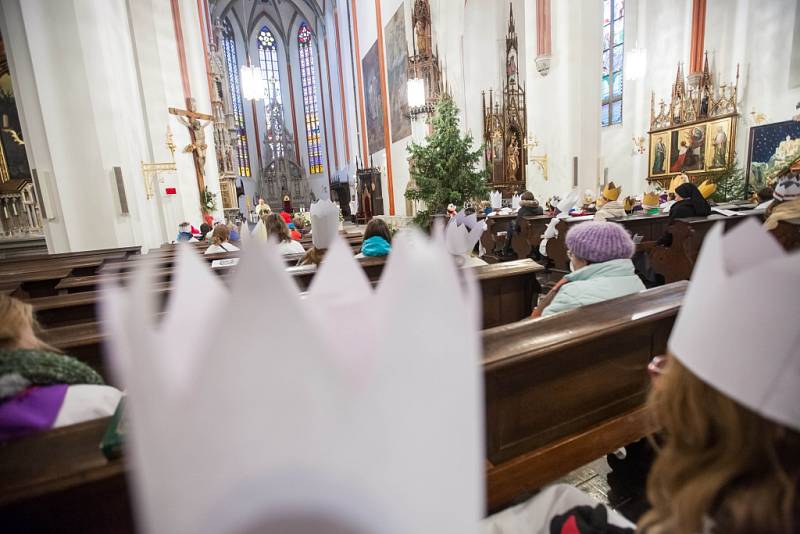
(168, 97, 213, 196)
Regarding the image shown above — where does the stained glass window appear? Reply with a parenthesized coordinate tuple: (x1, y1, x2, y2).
(258, 26, 284, 159)
(222, 18, 251, 177)
(297, 22, 323, 174)
(602, 0, 624, 127)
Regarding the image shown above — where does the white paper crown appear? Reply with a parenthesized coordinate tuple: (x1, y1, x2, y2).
(490, 190, 502, 209)
(101, 232, 484, 534)
(669, 219, 800, 432)
(446, 209, 487, 257)
(556, 190, 579, 218)
(250, 219, 268, 242)
(310, 199, 339, 249)
(511, 194, 521, 210)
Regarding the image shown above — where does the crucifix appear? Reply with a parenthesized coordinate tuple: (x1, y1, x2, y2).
(168, 97, 213, 193)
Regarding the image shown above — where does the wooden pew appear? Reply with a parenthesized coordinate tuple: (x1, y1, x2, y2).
(650, 210, 765, 283)
(484, 281, 686, 511)
(2, 282, 685, 530)
(511, 215, 552, 260)
(0, 246, 140, 268)
(480, 213, 517, 262)
(39, 259, 544, 378)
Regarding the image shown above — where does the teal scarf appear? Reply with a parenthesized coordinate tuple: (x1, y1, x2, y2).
(361, 236, 392, 257)
(0, 349, 104, 387)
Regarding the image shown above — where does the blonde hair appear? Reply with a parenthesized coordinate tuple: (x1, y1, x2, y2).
(210, 224, 230, 246)
(0, 295, 57, 351)
(640, 356, 799, 534)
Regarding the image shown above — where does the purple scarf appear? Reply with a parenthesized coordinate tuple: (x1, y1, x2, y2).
(0, 384, 67, 441)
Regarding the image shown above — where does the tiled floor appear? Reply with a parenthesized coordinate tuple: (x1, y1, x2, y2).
(558, 454, 650, 524)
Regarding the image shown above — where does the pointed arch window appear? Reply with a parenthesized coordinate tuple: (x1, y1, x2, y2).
(222, 18, 251, 176)
(297, 22, 323, 174)
(258, 26, 284, 159)
(602, 0, 624, 126)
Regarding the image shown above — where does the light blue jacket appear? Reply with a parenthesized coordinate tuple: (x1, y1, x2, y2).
(541, 258, 645, 317)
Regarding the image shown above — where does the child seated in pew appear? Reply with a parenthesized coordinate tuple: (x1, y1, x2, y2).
(764, 165, 800, 231)
(227, 221, 240, 241)
(535, 221, 644, 317)
(264, 213, 305, 255)
(355, 218, 392, 258)
(487, 220, 799, 534)
(175, 222, 198, 242)
(199, 223, 213, 241)
(204, 224, 240, 255)
(0, 295, 122, 441)
(298, 200, 340, 266)
(502, 191, 543, 256)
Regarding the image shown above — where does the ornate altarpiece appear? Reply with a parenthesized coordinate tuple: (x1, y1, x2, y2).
(210, 22, 241, 216)
(407, 0, 443, 116)
(259, 99, 312, 211)
(647, 54, 739, 188)
(482, 5, 527, 196)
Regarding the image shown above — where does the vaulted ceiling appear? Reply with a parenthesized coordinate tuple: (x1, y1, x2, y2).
(210, 0, 329, 49)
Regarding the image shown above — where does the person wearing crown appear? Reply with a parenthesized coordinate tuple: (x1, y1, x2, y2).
(488, 220, 800, 533)
(298, 200, 340, 266)
(594, 182, 626, 222)
(641, 192, 661, 215)
(539, 190, 579, 258)
(0, 295, 122, 441)
(660, 174, 689, 212)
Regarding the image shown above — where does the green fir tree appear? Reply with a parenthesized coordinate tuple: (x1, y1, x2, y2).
(706, 154, 746, 203)
(405, 94, 489, 227)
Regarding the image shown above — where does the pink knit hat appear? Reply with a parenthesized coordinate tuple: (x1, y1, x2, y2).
(566, 221, 635, 263)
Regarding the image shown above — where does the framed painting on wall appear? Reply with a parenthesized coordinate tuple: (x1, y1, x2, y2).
(669, 125, 706, 173)
(746, 120, 800, 193)
(704, 117, 734, 171)
(649, 131, 671, 176)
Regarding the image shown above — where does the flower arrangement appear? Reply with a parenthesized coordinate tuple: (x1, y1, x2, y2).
(201, 187, 217, 214)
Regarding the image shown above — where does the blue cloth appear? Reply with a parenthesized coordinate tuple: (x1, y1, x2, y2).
(360, 236, 392, 257)
(176, 231, 193, 242)
(229, 229, 240, 241)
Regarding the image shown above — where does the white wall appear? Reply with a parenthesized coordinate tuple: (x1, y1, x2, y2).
(601, 0, 800, 197)
(0, 0, 222, 252)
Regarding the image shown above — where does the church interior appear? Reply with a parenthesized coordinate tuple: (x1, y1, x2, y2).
(0, 0, 799, 532)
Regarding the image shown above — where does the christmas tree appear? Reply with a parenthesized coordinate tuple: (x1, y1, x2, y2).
(405, 94, 488, 226)
(707, 154, 746, 203)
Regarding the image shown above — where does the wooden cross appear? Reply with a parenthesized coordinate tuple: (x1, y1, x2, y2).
(169, 98, 213, 194)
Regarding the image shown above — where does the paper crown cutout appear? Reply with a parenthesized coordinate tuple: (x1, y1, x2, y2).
(668, 174, 689, 193)
(601, 181, 622, 201)
(310, 199, 339, 249)
(102, 233, 484, 533)
(511, 194, 521, 210)
(251, 219, 268, 242)
(556, 190, 579, 218)
(582, 189, 596, 205)
(774, 173, 800, 201)
(698, 179, 717, 199)
(489, 190, 502, 209)
(668, 219, 800, 432)
(642, 192, 661, 208)
(446, 209, 487, 257)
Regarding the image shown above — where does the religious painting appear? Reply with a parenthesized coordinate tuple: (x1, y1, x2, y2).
(384, 5, 411, 143)
(649, 132, 670, 176)
(704, 117, 733, 171)
(362, 42, 385, 154)
(670, 125, 706, 173)
(746, 120, 800, 193)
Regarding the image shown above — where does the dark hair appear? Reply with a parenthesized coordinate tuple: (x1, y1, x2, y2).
(521, 190, 535, 201)
(200, 223, 212, 235)
(757, 187, 774, 203)
(265, 212, 291, 243)
(363, 218, 392, 243)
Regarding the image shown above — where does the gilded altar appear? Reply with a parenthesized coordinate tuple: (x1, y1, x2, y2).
(647, 54, 739, 188)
